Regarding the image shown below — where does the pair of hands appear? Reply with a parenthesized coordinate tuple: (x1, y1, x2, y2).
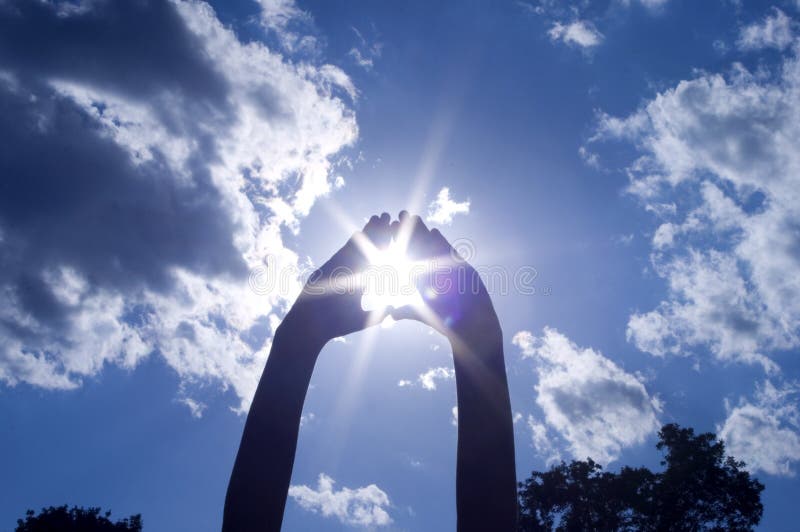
(283, 211, 498, 348)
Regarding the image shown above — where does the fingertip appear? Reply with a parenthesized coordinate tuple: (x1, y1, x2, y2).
(398, 210, 409, 220)
(380, 212, 390, 224)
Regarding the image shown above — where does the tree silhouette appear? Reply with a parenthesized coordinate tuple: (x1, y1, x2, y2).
(15, 505, 142, 532)
(518, 424, 764, 531)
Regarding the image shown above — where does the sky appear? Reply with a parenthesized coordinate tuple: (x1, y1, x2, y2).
(1, 0, 800, 530)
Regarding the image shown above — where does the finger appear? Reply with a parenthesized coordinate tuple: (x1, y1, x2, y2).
(389, 304, 424, 323)
(363, 213, 392, 249)
(364, 306, 392, 328)
(390, 220, 401, 240)
(362, 214, 381, 234)
(372, 216, 392, 248)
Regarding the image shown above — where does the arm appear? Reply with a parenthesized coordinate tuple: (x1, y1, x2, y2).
(222, 313, 323, 531)
(451, 317, 517, 532)
(391, 212, 517, 531)
(223, 214, 392, 531)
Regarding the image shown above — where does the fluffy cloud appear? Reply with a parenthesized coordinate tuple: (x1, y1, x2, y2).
(718, 381, 800, 476)
(527, 415, 562, 465)
(0, 0, 357, 412)
(592, 27, 800, 371)
(516, 328, 661, 465)
(738, 8, 794, 51)
(548, 20, 604, 48)
(512, 330, 536, 356)
(397, 366, 455, 390)
(426, 187, 470, 225)
(288, 473, 392, 527)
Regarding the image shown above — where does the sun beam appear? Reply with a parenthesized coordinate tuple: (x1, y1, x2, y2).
(361, 238, 425, 312)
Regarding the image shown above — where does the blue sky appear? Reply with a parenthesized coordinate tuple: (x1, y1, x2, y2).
(1, 0, 800, 530)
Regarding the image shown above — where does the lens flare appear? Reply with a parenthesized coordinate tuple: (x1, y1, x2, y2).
(361, 239, 425, 312)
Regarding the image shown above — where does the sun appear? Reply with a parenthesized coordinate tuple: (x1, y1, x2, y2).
(360, 239, 425, 312)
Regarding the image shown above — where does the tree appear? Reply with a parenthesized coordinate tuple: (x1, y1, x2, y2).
(518, 424, 764, 531)
(16, 505, 142, 532)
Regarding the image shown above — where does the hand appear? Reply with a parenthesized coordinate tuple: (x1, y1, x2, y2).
(389, 211, 501, 348)
(283, 213, 393, 345)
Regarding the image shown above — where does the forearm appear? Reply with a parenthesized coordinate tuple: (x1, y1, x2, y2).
(223, 317, 324, 532)
(451, 324, 517, 531)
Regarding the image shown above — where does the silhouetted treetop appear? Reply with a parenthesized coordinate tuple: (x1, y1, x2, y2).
(15, 505, 142, 532)
(518, 423, 764, 531)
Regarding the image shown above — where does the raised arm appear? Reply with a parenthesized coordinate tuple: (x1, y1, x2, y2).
(223, 214, 392, 531)
(390, 212, 517, 531)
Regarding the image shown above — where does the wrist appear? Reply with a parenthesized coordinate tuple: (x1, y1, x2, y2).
(275, 308, 328, 355)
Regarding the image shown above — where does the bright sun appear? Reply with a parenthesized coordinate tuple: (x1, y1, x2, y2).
(361, 239, 425, 312)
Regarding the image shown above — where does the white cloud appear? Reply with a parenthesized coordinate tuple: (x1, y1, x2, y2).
(426, 187, 470, 225)
(0, 0, 357, 413)
(419, 367, 455, 390)
(255, 0, 314, 52)
(451, 406, 459, 427)
(516, 328, 661, 464)
(348, 26, 382, 71)
(738, 8, 794, 51)
(626, 250, 781, 372)
(513, 330, 536, 356)
(718, 381, 800, 476)
(397, 366, 455, 391)
(300, 412, 316, 427)
(548, 20, 604, 48)
(593, 37, 800, 371)
(527, 415, 562, 465)
(288, 473, 392, 527)
(177, 397, 207, 419)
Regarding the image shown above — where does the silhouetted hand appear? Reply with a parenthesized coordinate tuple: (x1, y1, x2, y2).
(389, 211, 500, 348)
(284, 212, 392, 345)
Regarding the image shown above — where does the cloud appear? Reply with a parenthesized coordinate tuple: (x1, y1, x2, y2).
(451, 406, 459, 427)
(288, 473, 392, 527)
(397, 366, 455, 390)
(621, 0, 668, 8)
(718, 381, 800, 476)
(516, 328, 661, 464)
(418, 367, 455, 390)
(254, 0, 315, 52)
(300, 412, 316, 427)
(512, 330, 536, 356)
(0, 0, 357, 412)
(527, 415, 562, 465)
(592, 32, 800, 371)
(348, 27, 382, 71)
(525, 0, 665, 52)
(178, 397, 207, 419)
(426, 187, 470, 225)
(548, 20, 604, 48)
(738, 8, 794, 51)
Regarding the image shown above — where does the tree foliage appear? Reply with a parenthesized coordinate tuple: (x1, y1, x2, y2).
(518, 424, 764, 531)
(16, 505, 142, 532)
